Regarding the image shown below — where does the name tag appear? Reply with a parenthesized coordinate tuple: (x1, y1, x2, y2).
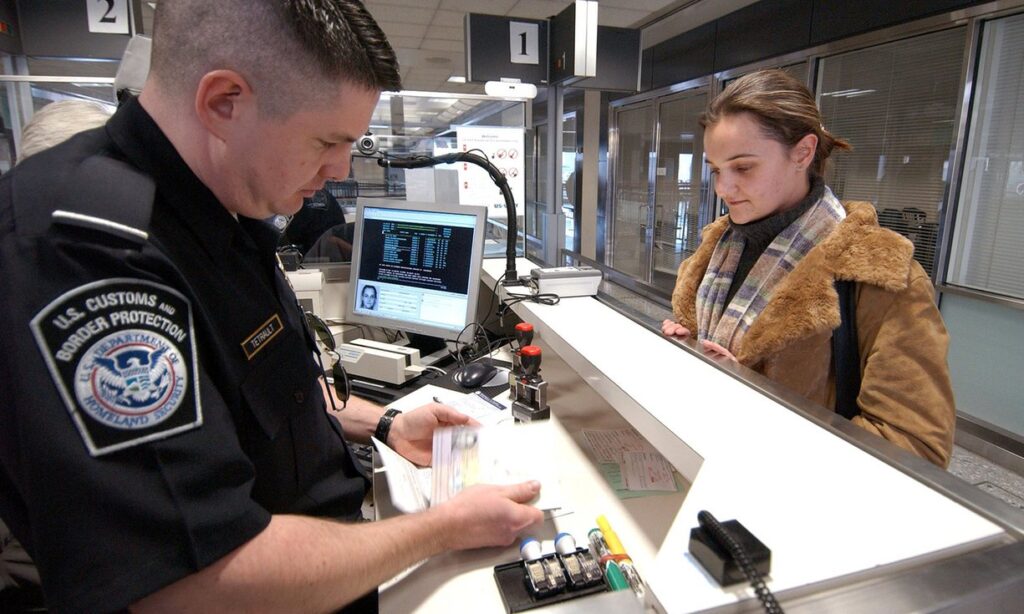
(241, 314, 284, 360)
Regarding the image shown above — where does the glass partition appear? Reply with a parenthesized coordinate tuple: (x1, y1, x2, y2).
(947, 13, 1024, 300)
(1, 56, 118, 172)
(817, 27, 967, 277)
(651, 89, 708, 289)
(282, 91, 529, 270)
(609, 101, 655, 279)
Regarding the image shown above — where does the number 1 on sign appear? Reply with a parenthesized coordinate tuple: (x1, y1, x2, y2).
(509, 22, 539, 65)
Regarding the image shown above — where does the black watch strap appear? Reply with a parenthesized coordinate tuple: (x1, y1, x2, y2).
(374, 408, 402, 445)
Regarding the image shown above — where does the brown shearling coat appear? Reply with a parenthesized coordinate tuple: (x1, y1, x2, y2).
(671, 201, 955, 467)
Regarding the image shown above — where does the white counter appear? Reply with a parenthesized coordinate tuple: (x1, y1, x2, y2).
(477, 258, 1004, 612)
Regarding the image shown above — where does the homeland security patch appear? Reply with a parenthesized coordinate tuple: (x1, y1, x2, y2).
(30, 278, 202, 456)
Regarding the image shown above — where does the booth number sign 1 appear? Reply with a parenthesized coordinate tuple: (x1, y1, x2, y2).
(509, 21, 539, 65)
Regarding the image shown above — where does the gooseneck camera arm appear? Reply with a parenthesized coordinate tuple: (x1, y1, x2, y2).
(378, 152, 519, 285)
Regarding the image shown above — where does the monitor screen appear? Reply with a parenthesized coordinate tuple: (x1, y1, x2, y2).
(346, 200, 488, 340)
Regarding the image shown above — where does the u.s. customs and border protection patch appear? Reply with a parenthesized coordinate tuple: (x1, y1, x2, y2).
(30, 278, 202, 456)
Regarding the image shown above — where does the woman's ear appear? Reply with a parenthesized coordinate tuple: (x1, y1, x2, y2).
(792, 132, 818, 170)
(193, 69, 255, 141)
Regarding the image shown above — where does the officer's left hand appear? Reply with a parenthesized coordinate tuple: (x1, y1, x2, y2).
(389, 404, 480, 466)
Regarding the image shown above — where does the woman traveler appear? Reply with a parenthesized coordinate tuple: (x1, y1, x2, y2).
(662, 69, 955, 467)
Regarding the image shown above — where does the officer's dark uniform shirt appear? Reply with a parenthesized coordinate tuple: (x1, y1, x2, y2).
(0, 98, 370, 612)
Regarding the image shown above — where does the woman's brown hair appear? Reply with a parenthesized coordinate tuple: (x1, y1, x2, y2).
(700, 69, 850, 177)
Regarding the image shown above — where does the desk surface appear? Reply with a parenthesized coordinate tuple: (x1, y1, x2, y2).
(378, 371, 672, 614)
(470, 259, 1007, 613)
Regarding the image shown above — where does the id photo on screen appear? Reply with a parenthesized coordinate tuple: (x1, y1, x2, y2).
(360, 284, 378, 310)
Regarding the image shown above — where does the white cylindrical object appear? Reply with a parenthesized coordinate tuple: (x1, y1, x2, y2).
(520, 537, 542, 561)
(555, 532, 576, 555)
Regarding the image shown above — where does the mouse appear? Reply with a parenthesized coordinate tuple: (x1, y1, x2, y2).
(454, 362, 498, 389)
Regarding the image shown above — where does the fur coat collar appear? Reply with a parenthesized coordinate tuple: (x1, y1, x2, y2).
(672, 201, 915, 366)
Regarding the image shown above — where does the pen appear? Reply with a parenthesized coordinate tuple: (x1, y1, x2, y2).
(596, 515, 645, 598)
(588, 528, 629, 591)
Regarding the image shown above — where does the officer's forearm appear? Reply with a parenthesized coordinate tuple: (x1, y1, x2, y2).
(336, 395, 386, 443)
(132, 511, 451, 613)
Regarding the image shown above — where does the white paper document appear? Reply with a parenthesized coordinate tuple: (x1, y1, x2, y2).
(582, 428, 655, 463)
(373, 421, 562, 514)
(623, 451, 677, 491)
(432, 389, 514, 426)
(371, 436, 432, 513)
(583, 428, 678, 492)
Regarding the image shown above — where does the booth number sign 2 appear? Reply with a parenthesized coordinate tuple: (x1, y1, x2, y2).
(87, 0, 130, 35)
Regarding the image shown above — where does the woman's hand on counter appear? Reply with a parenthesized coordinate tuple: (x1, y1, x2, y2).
(699, 339, 738, 363)
(661, 319, 691, 338)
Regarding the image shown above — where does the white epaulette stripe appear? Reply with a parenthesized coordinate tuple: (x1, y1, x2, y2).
(52, 209, 149, 242)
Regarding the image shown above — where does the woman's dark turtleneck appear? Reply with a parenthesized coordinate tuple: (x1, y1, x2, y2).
(724, 175, 825, 306)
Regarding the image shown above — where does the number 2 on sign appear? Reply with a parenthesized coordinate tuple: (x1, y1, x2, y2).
(99, 0, 116, 23)
(87, 0, 130, 34)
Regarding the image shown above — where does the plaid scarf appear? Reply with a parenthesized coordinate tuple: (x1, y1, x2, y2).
(697, 188, 846, 354)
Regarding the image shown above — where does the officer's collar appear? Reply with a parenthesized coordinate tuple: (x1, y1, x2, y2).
(105, 98, 254, 259)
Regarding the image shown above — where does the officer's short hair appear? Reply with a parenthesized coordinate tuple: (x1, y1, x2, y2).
(18, 100, 112, 163)
(150, 0, 402, 117)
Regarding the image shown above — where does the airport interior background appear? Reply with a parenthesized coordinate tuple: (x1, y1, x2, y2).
(1, 0, 1023, 593)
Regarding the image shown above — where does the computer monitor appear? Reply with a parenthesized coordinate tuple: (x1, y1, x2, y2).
(346, 199, 488, 341)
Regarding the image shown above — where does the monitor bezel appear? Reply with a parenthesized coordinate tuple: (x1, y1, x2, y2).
(345, 199, 489, 342)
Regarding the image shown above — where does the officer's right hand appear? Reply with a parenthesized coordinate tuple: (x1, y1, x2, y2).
(432, 481, 543, 550)
(661, 319, 691, 338)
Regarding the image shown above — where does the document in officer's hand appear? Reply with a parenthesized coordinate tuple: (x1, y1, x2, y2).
(372, 421, 563, 514)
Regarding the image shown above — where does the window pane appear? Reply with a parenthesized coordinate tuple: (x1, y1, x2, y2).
(817, 27, 966, 277)
(562, 113, 577, 252)
(527, 123, 548, 261)
(947, 13, 1024, 299)
(610, 103, 654, 279)
(652, 90, 707, 290)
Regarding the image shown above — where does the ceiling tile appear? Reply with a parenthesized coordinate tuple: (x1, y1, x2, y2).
(430, 10, 465, 28)
(597, 6, 652, 28)
(427, 25, 463, 41)
(380, 22, 429, 39)
(421, 38, 464, 52)
(507, 0, 573, 20)
(441, 0, 518, 13)
(597, 0, 682, 10)
(386, 36, 426, 50)
(363, 4, 437, 25)
(365, 0, 442, 8)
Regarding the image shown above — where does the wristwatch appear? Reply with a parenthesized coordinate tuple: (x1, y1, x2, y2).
(374, 408, 402, 445)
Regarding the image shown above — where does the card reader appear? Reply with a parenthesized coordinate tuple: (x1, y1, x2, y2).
(530, 266, 602, 297)
(337, 339, 425, 385)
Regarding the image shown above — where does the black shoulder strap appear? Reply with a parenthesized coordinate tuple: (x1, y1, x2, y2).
(832, 280, 862, 420)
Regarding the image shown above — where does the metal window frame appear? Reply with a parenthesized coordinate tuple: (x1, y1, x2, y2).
(939, 6, 1024, 302)
(600, 0, 1024, 310)
(606, 75, 710, 284)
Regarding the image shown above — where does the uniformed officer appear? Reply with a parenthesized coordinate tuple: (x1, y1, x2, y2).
(0, 1, 543, 612)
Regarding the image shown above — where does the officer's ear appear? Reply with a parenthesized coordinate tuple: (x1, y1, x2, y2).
(194, 69, 255, 141)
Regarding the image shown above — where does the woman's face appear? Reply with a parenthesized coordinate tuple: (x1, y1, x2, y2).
(362, 287, 375, 305)
(704, 112, 816, 224)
